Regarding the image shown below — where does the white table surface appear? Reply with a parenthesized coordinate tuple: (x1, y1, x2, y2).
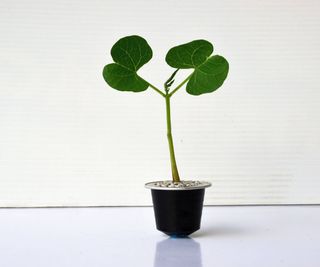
(0, 206, 319, 267)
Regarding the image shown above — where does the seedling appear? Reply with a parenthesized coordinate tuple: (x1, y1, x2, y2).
(103, 35, 229, 183)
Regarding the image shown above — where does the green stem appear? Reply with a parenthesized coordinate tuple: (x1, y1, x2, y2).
(146, 81, 165, 97)
(169, 73, 193, 97)
(165, 93, 180, 182)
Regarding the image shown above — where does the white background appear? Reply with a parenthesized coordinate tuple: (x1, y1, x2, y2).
(0, 0, 320, 206)
(0, 206, 319, 266)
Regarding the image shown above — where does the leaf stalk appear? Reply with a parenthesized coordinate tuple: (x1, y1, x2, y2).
(147, 82, 166, 97)
(169, 73, 193, 97)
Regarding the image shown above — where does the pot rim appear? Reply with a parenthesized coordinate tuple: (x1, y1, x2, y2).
(145, 180, 212, 191)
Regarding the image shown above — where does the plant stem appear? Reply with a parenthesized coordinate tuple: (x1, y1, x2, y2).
(165, 92, 180, 182)
(146, 82, 166, 97)
(169, 73, 193, 97)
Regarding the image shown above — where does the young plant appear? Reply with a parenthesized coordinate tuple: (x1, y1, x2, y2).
(103, 36, 229, 183)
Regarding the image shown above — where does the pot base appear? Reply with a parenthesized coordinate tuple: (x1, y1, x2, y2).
(151, 188, 205, 237)
(163, 231, 196, 237)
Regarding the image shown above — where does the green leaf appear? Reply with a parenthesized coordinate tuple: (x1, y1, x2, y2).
(166, 40, 213, 68)
(103, 35, 152, 92)
(186, 55, 229, 95)
(166, 40, 229, 95)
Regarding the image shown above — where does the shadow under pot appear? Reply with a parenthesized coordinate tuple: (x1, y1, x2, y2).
(145, 181, 211, 237)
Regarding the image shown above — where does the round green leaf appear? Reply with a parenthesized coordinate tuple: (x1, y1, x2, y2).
(186, 55, 229, 95)
(103, 64, 149, 92)
(165, 40, 229, 95)
(103, 35, 152, 92)
(166, 40, 213, 69)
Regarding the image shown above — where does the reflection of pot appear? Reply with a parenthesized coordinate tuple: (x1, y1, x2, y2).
(154, 238, 202, 267)
(146, 181, 211, 236)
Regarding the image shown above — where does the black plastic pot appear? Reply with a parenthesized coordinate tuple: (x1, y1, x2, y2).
(145, 181, 211, 237)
